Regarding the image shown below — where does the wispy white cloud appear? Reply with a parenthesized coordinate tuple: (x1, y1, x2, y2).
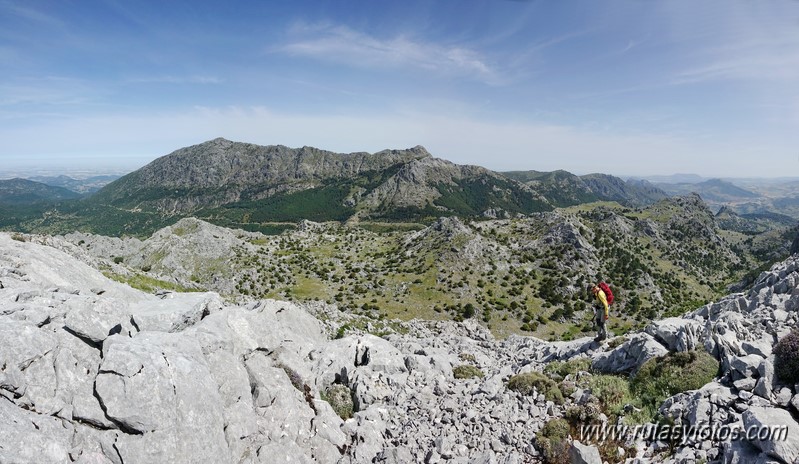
(663, 3, 799, 85)
(1, 1, 65, 27)
(124, 76, 223, 85)
(0, 77, 98, 106)
(278, 23, 501, 84)
(672, 30, 799, 85)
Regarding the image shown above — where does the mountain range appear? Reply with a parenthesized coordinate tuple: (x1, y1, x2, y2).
(3, 138, 674, 236)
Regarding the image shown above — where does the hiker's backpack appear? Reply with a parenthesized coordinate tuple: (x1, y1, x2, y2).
(598, 282, 614, 305)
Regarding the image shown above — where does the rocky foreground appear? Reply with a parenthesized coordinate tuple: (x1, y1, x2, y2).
(1, 232, 799, 463)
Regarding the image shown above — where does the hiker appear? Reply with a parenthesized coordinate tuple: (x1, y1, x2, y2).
(591, 283, 610, 341)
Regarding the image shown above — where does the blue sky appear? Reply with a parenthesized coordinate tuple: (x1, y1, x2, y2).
(1, 0, 797, 177)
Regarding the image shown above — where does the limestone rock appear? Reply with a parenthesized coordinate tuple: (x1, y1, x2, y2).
(742, 406, 799, 464)
(64, 297, 136, 343)
(645, 317, 704, 352)
(569, 440, 601, 464)
(129, 291, 223, 332)
(591, 333, 668, 374)
(0, 398, 73, 464)
(95, 332, 229, 462)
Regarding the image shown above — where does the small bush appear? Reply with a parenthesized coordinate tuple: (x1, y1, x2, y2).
(607, 337, 626, 349)
(774, 330, 799, 384)
(536, 418, 571, 463)
(631, 350, 718, 418)
(565, 402, 602, 426)
(588, 374, 632, 417)
(322, 384, 354, 419)
(276, 363, 317, 413)
(453, 364, 484, 379)
(508, 372, 564, 404)
(543, 358, 591, 380)
(277, 363, 304, 392)
(458, 352, 476, 363)
(113, 256, 124, 264)
(334, 323, 350, 339)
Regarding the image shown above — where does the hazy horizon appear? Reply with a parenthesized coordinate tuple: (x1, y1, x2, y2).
(1, 1, 798, 177)
(1, 143, 798, 184)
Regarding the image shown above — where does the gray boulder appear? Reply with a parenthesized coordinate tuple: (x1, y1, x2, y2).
(312, 334, 407, 390)
(645, 317, 704, 352)
(0, 398, 74, 463)
(591, 333, 668, 374)
(569, 440, 601, 464)
(129, 291, 223, 332)
(753, 358, 775, 400)
(731, 354, 765, 381)
(95, 332, 229, 462)
(742, 406, 799, 464)
(537, 337, 597, 363)
(64, 297, 136, 343)
(0, 319, 59, 409)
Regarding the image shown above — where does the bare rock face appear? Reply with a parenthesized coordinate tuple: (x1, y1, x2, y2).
(742, 407, 799, 463)
(96, 332, 230, 462)
(645, 317, 704, 352)
(591, 333, 669, 374)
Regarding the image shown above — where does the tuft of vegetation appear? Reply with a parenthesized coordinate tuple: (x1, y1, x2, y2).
(774, 330, 799, 384)
(453, 364, 484, 379)
(607, 337, 626, 349)
(507, 372, 564, 404)
(630, 350, 718, 419)
(322, 384, 354, 420)
(543, 358, 591, 381)
(276, 363, 317, 414)
(536, 418, 571, 464)
(277, 363, 304, 392)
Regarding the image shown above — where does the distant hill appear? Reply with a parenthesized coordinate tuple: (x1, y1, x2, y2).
(637, 173, 706, 184)
(0, 178, 81, 204)
(503, 170, 668, 208)
(655, 178, 759, 203)
(28, 174, 121, 194)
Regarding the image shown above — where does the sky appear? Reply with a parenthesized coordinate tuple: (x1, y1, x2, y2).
(1, 0, 798, 177)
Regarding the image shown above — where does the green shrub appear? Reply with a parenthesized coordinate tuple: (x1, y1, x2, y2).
(607, 337, 626, 349)
(631, 350, 718, 418)
(543, 358, 591, 380)
(322, 384, 354, 419)
(536, 418, 571, 463)
(334, 323, 350, 339)
(774, 330, 799, 384)
(508, 372, 564, 404)
(565, 402, 602, 426)
(587, 374, 634, 418)
(453, 364, 484, 379)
